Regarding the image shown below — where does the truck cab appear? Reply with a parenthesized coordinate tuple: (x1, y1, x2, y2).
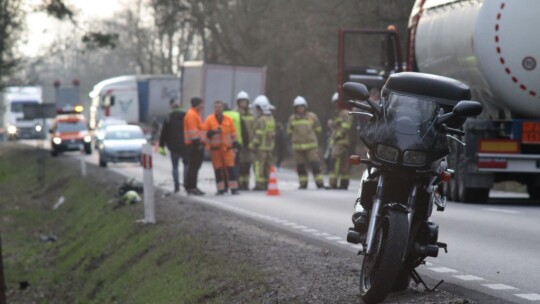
(49, 112, 92, 156)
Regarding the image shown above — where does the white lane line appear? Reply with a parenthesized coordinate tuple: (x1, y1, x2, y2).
(292, 225, 307, 230)
(484, 208, 520, 214)
(273, 219, 288, 224)
(337, 240, 349, 245)
(325, 236, 342, 241)
(282, 222, 298, 226)
(453, 275, 484, 281)
(302, 228, 318, 233)
(318, 232, 331, 237)
(482, 283, 517, 290)
(515, 294, 540, 301)
(428, 267, 458, 273)
(425, 262, 434, 266)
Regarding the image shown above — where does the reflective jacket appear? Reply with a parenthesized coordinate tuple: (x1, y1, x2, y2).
(184, 107, 204, 145)
(204, 114, 237, 151)
(239, 108, 256, 141)
(330, 109, 352, 147)
(287, 111, 322, 151)
(250, 114, 275, 152)
(224, 110, 245, 146)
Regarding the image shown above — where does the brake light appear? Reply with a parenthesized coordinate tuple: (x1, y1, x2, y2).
(478, 159, 507, 169)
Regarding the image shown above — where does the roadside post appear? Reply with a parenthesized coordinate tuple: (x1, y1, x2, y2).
(140, 144, 156, 224)
(0, 233, 6, 304)
(79, 147, 87, 177)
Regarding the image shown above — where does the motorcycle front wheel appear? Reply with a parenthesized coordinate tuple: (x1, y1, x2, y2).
(360, 209, 409, 304)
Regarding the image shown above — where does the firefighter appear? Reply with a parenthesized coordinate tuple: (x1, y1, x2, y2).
(184, 97, 206, 196)
(235, 91, 255, 190)
(328, 92, 353, 189)
(249, 95, 276, 191)
(287, 96, 324, 189)
(204, 100, 240, 195)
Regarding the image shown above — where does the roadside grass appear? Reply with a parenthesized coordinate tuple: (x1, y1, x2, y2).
(0, 145, 268, 303)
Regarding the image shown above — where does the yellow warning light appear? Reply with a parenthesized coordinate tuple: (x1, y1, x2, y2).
(74, 105, 84, 113)
(387, 25, 396, 31)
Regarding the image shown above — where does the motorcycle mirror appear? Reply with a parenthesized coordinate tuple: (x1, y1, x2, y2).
(452, 100, 483, 117)
(343, 82, 370, 101)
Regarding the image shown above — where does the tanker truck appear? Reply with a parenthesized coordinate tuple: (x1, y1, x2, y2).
(338, 0, 539, 202)
(407, 0, 540, 202)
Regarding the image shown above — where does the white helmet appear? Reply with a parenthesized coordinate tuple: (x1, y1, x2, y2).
(293, 96, 308, 107)
(331, 92, 339, 103)
(253, 95, 275, 114)
(237, 91, 249, 100)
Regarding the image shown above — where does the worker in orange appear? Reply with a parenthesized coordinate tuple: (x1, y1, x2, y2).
(204, 100, 241, 195)
(184, 97, 206, 196)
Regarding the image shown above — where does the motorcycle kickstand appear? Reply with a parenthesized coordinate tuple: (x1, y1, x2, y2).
(410, 269, 444, 292)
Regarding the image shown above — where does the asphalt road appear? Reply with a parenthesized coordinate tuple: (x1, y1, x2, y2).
(27, 140, 540, 303)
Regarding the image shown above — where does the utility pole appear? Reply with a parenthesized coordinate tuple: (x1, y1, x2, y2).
(0, 233, 6, 304)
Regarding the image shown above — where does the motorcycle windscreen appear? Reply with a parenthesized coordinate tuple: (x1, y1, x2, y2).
(385, 92, 438, 136)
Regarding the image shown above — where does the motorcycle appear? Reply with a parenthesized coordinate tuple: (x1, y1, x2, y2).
(343, 72, 482, 304)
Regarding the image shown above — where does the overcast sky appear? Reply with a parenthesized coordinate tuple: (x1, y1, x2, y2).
(21, 0, 125, 57)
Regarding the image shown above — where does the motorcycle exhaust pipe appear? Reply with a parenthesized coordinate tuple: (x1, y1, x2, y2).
(415, 243, 439, 257)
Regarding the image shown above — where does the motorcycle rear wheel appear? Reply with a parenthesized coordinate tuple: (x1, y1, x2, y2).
(360, 209, 409, 304)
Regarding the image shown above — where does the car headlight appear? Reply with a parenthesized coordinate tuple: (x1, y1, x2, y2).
(376, 144, 399, 162)
(83, 135, 92, 143)
(53, 137, 62, 145)
(403, 150, 427, 166)
(7, 125, 17, 134)
(35, 125, 43, 132)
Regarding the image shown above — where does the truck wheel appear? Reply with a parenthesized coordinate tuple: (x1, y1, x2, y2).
(526, 182, 540, 201)
(458, 183, 489, 203)
(84, 144, 92, 155)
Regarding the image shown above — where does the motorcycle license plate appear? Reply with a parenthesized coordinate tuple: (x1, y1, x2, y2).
(522, 122, 540, 144)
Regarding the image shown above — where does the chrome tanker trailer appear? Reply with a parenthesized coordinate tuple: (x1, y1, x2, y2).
(408, 0, 540, 202)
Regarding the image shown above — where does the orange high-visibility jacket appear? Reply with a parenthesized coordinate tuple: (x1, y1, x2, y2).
(184, 107, 205, 145)
(204, 114, 237, 151)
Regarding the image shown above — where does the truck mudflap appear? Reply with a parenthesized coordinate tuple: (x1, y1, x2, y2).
(477, 153, 540, 173)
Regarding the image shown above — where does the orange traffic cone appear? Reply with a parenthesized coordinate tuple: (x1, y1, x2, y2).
(267, 166, 281, 196)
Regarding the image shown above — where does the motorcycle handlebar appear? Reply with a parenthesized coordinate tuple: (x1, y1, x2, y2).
(347, 100, 373, 113)
(441, 125, 465, 136)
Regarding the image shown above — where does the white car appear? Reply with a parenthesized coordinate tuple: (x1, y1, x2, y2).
(98, 125, 146, 167)
(93, 117, 127, 148)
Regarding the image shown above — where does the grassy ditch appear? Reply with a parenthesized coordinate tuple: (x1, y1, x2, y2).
(0, 145, 267, 303)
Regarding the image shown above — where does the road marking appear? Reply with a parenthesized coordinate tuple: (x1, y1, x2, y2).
(484, 208, 520, 214)
(428, 267, 457, 273)
(292, 225, 307, 229)
(325, 236, 342, 241)
(302, 228, 318, 233)
(515, 294, 540, 301)
(337, 240, 349, 245)
(318, 232, 331, 237)
(282, 222, 297, 226)
(425, 262, 434, 266)
(453, 275, 484, 281)
(482, 283, 517, 290)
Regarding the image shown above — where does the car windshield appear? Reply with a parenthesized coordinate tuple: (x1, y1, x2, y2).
(384, 92, 439, 135)
(11, 101, 38, 113)
(57, 121, 87, 133)
(105, 129, 144, 140)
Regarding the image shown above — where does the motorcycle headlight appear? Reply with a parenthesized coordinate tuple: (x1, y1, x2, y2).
(403, 150, 427, 166)
(53, 137, 62, 145)
(84, 135, 92, 143)
(376, 144, 399, 162)
(7, 125, 17, 134)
